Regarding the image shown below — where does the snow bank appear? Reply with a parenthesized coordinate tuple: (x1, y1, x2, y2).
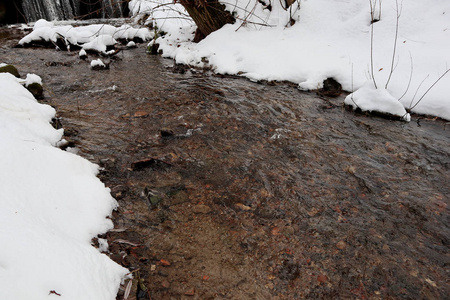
(0, 72, 128, 299)
(19, 20, 152, 54)
(130, 0, 450, 120)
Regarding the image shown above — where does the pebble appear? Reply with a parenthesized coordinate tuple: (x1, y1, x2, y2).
(134, 111, 149, 118)
(192, 204, 211, 214)
(236, 203, 252, 211)
(282, 226, 295, 236)
(161, 279, 170, 288)
(160, 128, 175, 137)
(317, 274, 328, 283)
(184, 288, 195, 296)
(336, 240, 347, 250)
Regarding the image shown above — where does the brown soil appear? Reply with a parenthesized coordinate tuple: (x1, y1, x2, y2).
(2, 25, 449, 300)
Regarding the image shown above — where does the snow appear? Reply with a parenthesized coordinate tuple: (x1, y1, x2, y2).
(128, 0, 192, 33)
(79, 48, 87, 57)
(24, 73, 42, 86)
(82, 34, 117, 53)
(0, 72, 128, 299)
(129, 0, 450, 120)
(91, 58, 106, 68)
(345, 81, 411, 121)
(19, 21, 152, 54)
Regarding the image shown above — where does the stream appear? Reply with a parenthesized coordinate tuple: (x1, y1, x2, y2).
(1, 25, 449, 299)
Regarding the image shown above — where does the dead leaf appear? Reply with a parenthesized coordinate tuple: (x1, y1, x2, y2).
(49, 290, 61, 296)
(160, 259, 171, 266)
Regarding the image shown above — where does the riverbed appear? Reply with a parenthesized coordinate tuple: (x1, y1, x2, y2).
(1, 25, 449, 299)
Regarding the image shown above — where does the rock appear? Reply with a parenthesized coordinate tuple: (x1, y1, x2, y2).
(317, 274, 328, 283)
(0, 64, 20, 77)
(184, 288, 195, 296)
(192, 204, 211, 214)
(282, 226, 295, 236)
(235, 203, 252, 211)
(318, 77, 342, 97)
(169, 190, 188, 205)
(133, 111, 149, 118)
(127, 41, 137, 48)
(147, 41, 160, 55)
(90, 59, 109, 70)
(172, 63, 189, 74)
(149, 195, 162, 207)
(161, 279, 170, 288)
(160, 128, 174, 137)
(79, 49, 87, 60)
(336, 240, 347, 250)
(26, 82, 44, 100)
(131, 158, 171, 171)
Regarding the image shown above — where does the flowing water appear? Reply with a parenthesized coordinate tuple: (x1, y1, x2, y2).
(1, 26, 449, 299)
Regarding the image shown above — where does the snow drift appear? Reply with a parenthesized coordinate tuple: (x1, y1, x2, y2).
(0, 72, 128, 300)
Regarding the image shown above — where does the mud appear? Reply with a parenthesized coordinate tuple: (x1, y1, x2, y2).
(1, 25, 449, 299)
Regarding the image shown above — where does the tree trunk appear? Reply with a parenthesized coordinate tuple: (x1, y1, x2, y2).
(179, 0, 235, 42)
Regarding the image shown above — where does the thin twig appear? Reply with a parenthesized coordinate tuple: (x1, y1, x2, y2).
(409, 69, 450, 110)
(385, 0, 402, 89)
(369, 0, 378, 88)
(350, 63, 361, 109)
(409, 74, 429, 109)
(398, 52, 413, 101)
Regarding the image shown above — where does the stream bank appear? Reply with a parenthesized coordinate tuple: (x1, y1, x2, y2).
(1, 26, 449, 299)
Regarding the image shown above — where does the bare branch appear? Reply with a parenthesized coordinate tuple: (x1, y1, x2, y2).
(398, 52, 413, 101)
(408, 74, 429, 109)
(369, 0, 378, 89)
(385, 0, 402, 89)
(409, 69, 450, 110)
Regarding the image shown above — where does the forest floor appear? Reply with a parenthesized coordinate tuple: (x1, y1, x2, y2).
(2, 26, 449, 299)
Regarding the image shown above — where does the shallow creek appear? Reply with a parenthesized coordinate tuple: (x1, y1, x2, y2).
(1, 26, 449, 299)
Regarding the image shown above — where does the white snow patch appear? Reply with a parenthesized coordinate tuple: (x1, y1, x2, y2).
(91, 59, 106, 68)
(98, 238, 110, 253)
(83, 34, 117, 53)
(24, 73, 42, 86)
(345, 81, 410, 121)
